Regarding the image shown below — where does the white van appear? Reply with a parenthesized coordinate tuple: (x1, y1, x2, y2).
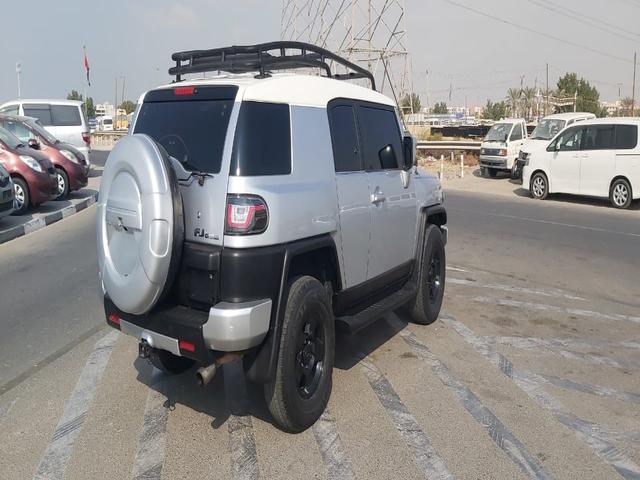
(522, 118, 640, 208)
(0, 99, 91, 159)
(98, 116, 114, 132)
(479, 118, 527, 177)
(513, 112, 596, 178)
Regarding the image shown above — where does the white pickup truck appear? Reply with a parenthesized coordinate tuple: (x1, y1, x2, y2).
(479, 118, 527, 177)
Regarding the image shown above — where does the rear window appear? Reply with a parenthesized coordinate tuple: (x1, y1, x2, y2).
(230, 101, 291, 176)
(51, 105, 81, 126)
(134, 98, 234, 174)
(615, 125, 638, 149)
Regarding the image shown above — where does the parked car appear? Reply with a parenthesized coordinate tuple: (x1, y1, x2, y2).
(0, 164, 15, 219)
(0, 127, 57, 214)
(88, 117, 97, 133)
(479, 118, 527, 177)
(97, 42, 448, 433)
(0, 99, 91, 159)
(97, 116, 114, 132)
(512, 112, 596, 179)
(0, 115, 89, 199)
(522, 118, 640, 209)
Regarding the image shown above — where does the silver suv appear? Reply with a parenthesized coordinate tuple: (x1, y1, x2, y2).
(97, 42, 448, 432)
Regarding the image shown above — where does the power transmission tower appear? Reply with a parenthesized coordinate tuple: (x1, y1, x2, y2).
(281, 0, 415, 115)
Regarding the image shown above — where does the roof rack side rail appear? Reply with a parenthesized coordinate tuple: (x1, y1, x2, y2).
(168, 41, 376, 90)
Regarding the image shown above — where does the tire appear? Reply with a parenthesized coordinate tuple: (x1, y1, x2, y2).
(11, 177, 30, 215)
(610, 178, 632, 209)
(510, 162, 518, 180)
(264, 275, 335, 433)
(530, 172, 549, 200)
(488, 168, 498, 178)
(480, 167, 487, 177)
(408, 225, 446, 325)
(55, 168, 69, 200)
(149, 349, 195, 374)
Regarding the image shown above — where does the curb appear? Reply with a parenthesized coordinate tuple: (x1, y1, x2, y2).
(0, 193, 98, 245)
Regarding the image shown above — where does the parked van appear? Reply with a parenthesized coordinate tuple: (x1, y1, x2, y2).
(0, 99, 91, 159)
(479, 118, 527, 177)
(513, 112, 596, 178)
(98, 116, 114, 132)
(522, 118, 640, 208)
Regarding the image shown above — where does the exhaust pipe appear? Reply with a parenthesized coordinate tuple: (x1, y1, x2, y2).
(196, 352, 244, 387)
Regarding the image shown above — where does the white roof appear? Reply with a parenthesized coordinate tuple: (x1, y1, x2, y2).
(496, 118, 526, 124)
(576, 117, 640, 126)
(543, 112, 596, 121)
(147, 73, 395, 108)
(0, 99, 83, 106)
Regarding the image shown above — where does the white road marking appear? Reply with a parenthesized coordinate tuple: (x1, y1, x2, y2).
(360, 356, 454, 479)
(33, 331, 119, 480)
(540, 374, 640, 405)
(131, 373, 170, 480)
(442, 316, 640, 479)
(471, 295, 640, 324)
(448, 277, 585, 301)
(312, 409, 355, 480)
(446, 266, 469, 273)
(448, 207, 640, 238)
(399, 327, 553, 480)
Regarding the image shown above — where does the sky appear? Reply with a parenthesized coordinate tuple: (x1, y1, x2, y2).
(0, 0, 638, 110)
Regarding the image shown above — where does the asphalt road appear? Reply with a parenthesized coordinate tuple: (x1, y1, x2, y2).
(1, 164, 639, 479)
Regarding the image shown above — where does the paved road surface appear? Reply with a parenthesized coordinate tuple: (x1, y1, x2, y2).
(0, 168, 638, 479)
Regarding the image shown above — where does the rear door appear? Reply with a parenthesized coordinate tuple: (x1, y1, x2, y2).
(356, 102, 416, 280)
(579, 124, 615, 197)
(549, 125, 584, 194)
(328, 100, 370, 289)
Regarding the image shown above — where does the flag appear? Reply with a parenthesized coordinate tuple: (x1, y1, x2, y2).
(83, 46, 91, 87)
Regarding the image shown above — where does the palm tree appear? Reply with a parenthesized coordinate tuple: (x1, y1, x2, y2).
(506, 88, 521, 117)
(521, 87, 537, 120)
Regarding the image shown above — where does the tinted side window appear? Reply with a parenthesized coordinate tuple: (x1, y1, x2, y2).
(51, 105, 82, 126)
(328, 104, 361, 172)
(557, 127, 584, 152)
(582, 126, 614, 150)
(231, 102, 291, 176)
(358, 105, 402, 170)
(510, 124, 523, 141)
(615, 125, 638, 149)
(24, 105, 52, 125)
(2, 120, 33, 142)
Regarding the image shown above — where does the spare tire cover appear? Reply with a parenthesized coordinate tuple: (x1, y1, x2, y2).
(97, 134, 184, 315)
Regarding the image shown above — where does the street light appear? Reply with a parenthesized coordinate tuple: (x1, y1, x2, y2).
(16, 62, 21, 99)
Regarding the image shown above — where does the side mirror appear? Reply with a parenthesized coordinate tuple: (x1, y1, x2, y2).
(28, 138, 40, 150)
(402, 135, 415, 170)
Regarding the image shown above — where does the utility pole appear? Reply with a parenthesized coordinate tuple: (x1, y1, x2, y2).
(545, 63, 549, 116)
(16, 63, 21, 99)
(114, 77, 118, 119)
(425, 69, 430, 114)
(632, 52, 637, 117)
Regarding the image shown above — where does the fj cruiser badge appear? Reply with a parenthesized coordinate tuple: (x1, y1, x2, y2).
(194, 227, 209, 238)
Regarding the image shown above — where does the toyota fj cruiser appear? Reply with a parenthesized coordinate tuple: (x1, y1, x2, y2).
(98, 42, 448, 432)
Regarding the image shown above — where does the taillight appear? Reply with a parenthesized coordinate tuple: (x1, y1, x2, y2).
(174, 86, 196, 96)
(82, 131, 91, 146)
(225, 195, 268, 235)
(107, 313, 121, 329)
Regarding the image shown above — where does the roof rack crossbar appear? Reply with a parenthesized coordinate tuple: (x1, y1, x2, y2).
(168, 41, 376, 90)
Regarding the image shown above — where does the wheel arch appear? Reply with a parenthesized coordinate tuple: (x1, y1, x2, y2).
(9, 173, 31, 202)
(529, 169, 549, 191)
(610, 175, 631, 192)
(244, 234, 341, 384)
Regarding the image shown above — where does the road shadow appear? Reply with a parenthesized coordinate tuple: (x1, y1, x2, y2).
(132, 311, 410, 431)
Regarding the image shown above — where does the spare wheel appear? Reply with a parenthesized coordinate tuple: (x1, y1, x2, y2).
(97, 134, 184, 315)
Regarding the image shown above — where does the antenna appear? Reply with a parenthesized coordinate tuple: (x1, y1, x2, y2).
(281, 0, 414, 114)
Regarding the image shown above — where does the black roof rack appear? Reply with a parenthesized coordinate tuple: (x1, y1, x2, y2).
(169, 41, 376, 91)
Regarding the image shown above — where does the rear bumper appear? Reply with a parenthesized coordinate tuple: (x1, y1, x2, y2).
(105, 296, 272, 361)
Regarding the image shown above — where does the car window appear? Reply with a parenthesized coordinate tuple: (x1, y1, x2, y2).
(358, 105, 402, 170)
(24, 104, 53, 126)
(230, 101, 291, 176)
(0, 105, 19, 115)
(51, 105, 82, 126)
(510, 124, 523, 141)
(1, 120, 33, 142)
(328, 104, 362, 172)
(615, 125, 638, 150)
(557, 127, 584, 152)
(135, 98, 234, 174)
(582, 125, 614, 150)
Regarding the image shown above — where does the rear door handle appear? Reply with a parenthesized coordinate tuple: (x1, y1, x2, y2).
(371, 190, 386, 204)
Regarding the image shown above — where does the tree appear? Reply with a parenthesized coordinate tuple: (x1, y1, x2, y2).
(556, 73, 604, 116)
(66, 90, 95, 118)
(119, 100, 136, 114)
(506, 88, 521, 117)
(482, 99, 508, 121)
(620, 97, 635, 116)
(431, 102, 448, 114)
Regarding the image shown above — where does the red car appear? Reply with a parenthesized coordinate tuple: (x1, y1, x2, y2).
(0, 127, 57, 214)
(0, 115, 89, 199)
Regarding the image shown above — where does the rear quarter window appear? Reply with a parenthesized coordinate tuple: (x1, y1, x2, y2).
(230, 101, 291, 176)
(615, 125, 638, 150)
(51, 105, 82, 126)
(24, 104, 52, 126)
